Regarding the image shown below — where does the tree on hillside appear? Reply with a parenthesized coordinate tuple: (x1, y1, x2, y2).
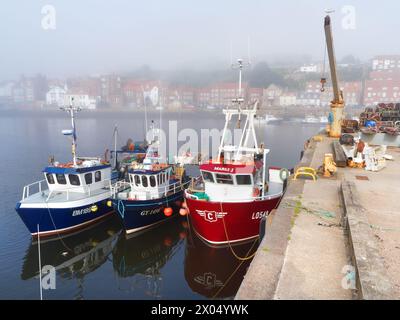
(248, 62, 286, 88)
(340, 55, 360, 65)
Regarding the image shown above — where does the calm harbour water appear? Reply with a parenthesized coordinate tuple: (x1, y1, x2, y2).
(0, 109, 322, 300)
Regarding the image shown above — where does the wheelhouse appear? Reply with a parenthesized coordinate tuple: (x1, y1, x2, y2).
(43, 163, 111, 194)
(198, 163, 284, 202)
(125, 166, 174, 200)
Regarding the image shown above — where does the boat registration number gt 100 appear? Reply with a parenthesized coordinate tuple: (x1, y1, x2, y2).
(140, 208, 161, 216)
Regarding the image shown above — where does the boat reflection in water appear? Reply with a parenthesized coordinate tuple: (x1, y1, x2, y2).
(21, 216, 121, 281)
(112, 216, 186, 298)
(184, 229, 259, 299)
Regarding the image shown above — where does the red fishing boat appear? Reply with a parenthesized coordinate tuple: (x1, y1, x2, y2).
(184, 59, 286, 245)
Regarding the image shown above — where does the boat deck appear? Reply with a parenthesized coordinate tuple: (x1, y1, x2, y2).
(264, 181, 283, 197)
(20, 187, 110, 204)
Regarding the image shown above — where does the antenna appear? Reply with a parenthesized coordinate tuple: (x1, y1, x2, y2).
(247, 36, 252, 65)
(230, 40, 233, 65)
(231, 58, 250, 101)
(141, 85, 149, 143)
(60, 97, 81, 167)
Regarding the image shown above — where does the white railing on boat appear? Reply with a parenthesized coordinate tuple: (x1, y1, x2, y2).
(22, 179, 48, 200)
(110, 179, 191, 199)
(21, 179, 112, 202)
(184, 188, 283, 202)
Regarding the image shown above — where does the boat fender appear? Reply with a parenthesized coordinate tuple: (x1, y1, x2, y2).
(259, 216, 267, 240)
(164, 207, 173, 217)
(253, 188, 260, 197)
(91, 205, 98, 212)
(179, 208, 188, 216)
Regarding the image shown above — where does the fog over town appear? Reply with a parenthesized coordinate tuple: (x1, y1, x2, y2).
(1, 1, 400, 115)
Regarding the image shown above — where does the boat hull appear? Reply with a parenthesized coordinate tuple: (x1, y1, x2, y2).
(185, 195, 282, 245)
(112, 191, 184, 234)
(15, 198, 114, 238)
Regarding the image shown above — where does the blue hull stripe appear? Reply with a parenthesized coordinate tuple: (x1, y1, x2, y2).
(112, 192, 183, 233)
(16, 199, 114, 235)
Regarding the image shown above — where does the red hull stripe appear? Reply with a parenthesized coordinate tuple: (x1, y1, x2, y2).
(185, 196, 281, 244)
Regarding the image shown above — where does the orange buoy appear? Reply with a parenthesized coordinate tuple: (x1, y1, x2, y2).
(164, 207, 173, 217)
(179, 208, 188, 216)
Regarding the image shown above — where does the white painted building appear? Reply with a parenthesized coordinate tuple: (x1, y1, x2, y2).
(372, 55, 400, 71)
(0, 82, 14, 97)
(46, 86, 97, 109)
(299, 64, 320, 73)
(279, 93, 297, 106)
(64, 93, 97, 110)
(46, 86, 67, 106)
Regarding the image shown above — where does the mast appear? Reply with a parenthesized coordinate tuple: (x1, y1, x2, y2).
(217, 58, 260, 163)
(141, 85, 149, 143)
(324, 14, 345, 138)
(113, 124, 118, 168)
(61, 98, 81, 167)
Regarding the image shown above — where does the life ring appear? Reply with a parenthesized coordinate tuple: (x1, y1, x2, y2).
(279, 168, 290, 181)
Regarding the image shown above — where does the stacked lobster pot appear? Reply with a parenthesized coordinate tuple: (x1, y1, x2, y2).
(359, 103, 400, 135)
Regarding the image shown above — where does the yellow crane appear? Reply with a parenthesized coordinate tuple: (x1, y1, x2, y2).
(322, 14, 345, 138)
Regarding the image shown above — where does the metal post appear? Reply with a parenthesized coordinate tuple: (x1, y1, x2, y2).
(113, 125, 118, 168)
(262, 149, 267, 197)
(37, 224, 43, 301)
(70, 107, 77, 167)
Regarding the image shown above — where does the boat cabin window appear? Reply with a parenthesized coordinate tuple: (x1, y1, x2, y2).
(160, 173, 164, 184)
(215, 173, 234, 185)
(85, 173, 93, 185)
(134, 175, 140, 186)
(46, 173, 55, 184)
(236, 174, 252, 185)
(56, 174, 67, 185)
(95, 171, 101, 182)
(202, 171, 214, 183)
(142, 175, 148, 187)
(150, 175, 156, 187)
(68, 174, 81, 186)
(157, 174, 160, 185)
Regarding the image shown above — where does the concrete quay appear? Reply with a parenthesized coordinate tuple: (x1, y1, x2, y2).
(236, 133, 399, 300)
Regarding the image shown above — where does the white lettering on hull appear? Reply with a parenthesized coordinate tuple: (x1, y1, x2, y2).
(140, 208, 162, 216)
(251, 211, 269, 220)
(212, 166, 234, 173)
(72, 207, 92, 216)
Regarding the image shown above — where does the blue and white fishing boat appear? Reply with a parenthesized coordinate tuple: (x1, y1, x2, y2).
(15, 104, 114, 238)
(110, 139, 190, 234)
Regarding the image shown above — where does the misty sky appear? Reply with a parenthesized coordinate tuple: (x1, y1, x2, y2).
(0, 0, 399, 81)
